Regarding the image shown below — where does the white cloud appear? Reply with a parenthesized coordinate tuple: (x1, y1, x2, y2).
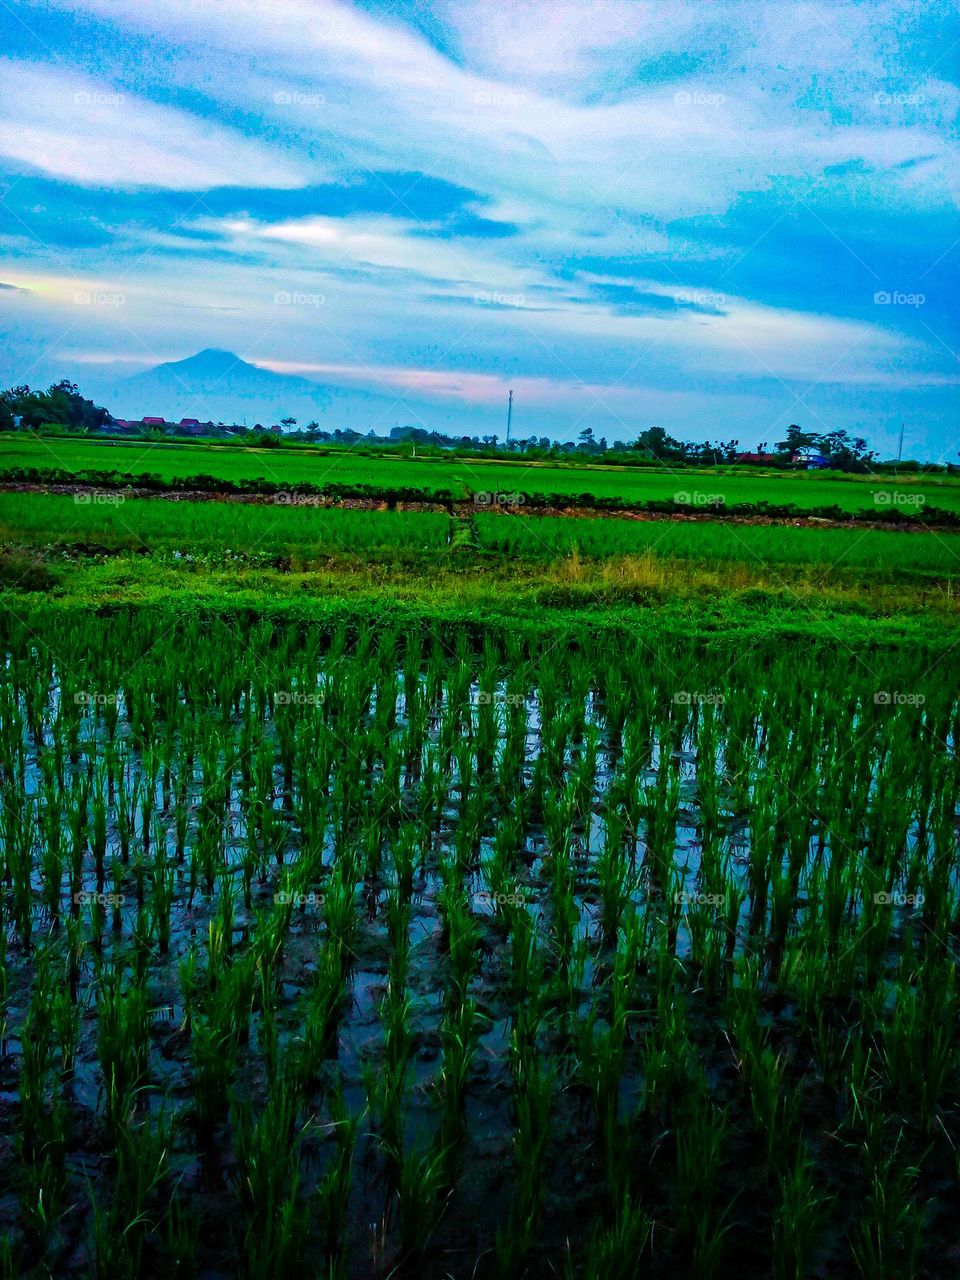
(195, 212, 556, 295)
(0, 59, 306, 189)
(31, 0, 955, 218)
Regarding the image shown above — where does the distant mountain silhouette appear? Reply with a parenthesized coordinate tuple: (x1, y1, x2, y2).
(115, 349, 335, 424)
(83, 348, 501, 435)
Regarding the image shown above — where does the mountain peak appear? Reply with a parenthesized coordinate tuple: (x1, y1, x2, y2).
(162, 348, 251, 375)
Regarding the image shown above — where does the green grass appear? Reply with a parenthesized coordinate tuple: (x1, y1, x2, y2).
(4, 433, 960, 512)
(3, 491, 960, 583)
(475, 513, 960, 577)
(0, 491, 449, 556)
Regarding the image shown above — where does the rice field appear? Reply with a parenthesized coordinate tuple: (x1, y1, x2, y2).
(3, 490, 960, 582)
(0, 609, 958, 1278)
(4, 434, 960, 513)
(475, 512, 960, 578)
(0, 492, 449, 558)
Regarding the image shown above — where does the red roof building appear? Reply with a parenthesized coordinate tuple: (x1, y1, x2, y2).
(734, 451, 781, 464)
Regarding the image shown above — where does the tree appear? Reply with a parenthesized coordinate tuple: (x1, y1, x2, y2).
(775, 424, 818, 455)
(2, 380, 111, 431)
(628, 426, 685, 461)
(280, 416, 297, 430)
(818, 429, 876, 471)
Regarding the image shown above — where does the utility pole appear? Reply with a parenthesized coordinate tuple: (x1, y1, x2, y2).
(506, 389, 513, 444)
(897, 421, 905, 463)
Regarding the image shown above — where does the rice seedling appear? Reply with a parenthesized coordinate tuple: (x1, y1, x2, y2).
(0, 607, 954, 1275)
(315, 1082, 360, 1265)
(773, 1143, 833, 1280)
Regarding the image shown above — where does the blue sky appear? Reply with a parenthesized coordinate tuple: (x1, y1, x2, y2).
(0, 0, 957, 455)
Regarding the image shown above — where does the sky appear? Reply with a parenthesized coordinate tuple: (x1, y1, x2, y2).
(0, 0, 957, 456)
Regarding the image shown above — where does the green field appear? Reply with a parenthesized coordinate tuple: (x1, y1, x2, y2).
(3, 451, 960, 1280)
(4, 491, 960, 581)
(3, 433, 959, 512)
(1, 605, 958, 1279)
(476, 512, 960, 577)
(0, 492, 449, 557)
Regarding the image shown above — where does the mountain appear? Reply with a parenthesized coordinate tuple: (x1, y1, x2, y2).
(84, 348, 503, 436)
(113, 348, 336, 425)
